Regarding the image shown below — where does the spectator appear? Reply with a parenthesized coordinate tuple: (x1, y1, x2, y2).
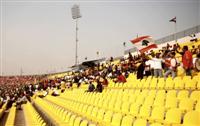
(152, 53, 163, 77)
(194, 53, 200, 71)
(86, 82, 95, 92)
(137, 61, 145, 79)
(95, 79, 103, 93)
(164, 52, 178, 79)
(117, 72, 127, 83)
(182, 46, 193, 76)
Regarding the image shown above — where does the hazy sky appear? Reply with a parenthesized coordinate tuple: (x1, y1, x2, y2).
(0, 0, 200, 76)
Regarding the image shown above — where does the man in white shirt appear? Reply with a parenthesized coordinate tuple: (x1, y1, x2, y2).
(152, 53, 163, 77)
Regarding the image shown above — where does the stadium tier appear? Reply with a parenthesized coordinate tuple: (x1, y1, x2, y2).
(0, 38, 200, 126)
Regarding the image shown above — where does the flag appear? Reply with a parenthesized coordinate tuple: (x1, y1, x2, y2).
(169, 17, 176, 23)
(130, 36, 157, 53)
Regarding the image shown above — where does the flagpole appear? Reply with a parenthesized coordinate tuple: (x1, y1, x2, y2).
(175, 21, 177, 43)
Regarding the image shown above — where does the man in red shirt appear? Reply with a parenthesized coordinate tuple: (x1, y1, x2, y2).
(182, 46, 193, 76)
(117, 72, 127, 83)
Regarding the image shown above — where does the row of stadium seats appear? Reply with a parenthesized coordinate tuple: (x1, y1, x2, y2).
(33, 97, 96, 126)
(61, 89, 200, 106)
(5, 105, 16, 126)
(38, 90, 200, 126)
(23, 101, 46, 126)
(107, 74, 200, 90)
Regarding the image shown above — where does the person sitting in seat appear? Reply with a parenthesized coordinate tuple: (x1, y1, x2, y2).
(95, 79, 103, 93)
(86, 81, 95, 92)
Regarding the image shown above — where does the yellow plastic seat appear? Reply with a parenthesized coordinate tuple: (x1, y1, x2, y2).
(135, 96, 145, 105)
(185, 79, 196, 89)
(154, 96, 165, 107)
(91, 107, 98, 120)
(110, 113, 122, 126)
(74, 116, 82, 126)
(190, 91, 200, 101)
(96, 109, 105, 122)
(195, 101, 200, 112)
(164, 108, 182, 125)
(165, 80, 174, 89)
(149, 107, 165, 123)
(166, 90, 177, 98)
(157, 78, 165, 89)
(133, 118, 147, 126)
(103, 110, 113, 125)
(121, 115, 134, 126)
(129, 103, 141, 116)
(139, 106, 151, 119)
(165, 97, 178, 109)
(143, 96, 154, 107)
(179, 98, 195, 112)
(177, 90, 189, 100)
(183, 111, 200, 126)
(69, 114, 76, 126)
(114, 100, 122, 112)
(197, 81, 200, 89)
(80, 120, 88, 126)
(86, 105, 93, 117)
(121, 101, 131, 114)
(150, 79, 157, 89)
(174, 80, 184, 89)
(156, 90, 166, 97)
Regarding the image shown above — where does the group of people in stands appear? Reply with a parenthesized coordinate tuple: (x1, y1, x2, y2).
(137, 43, 200, 80)
(0, 41, 200, 108)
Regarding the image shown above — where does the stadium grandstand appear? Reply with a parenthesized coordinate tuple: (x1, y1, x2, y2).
(0, 26, 200, 126)
(1, 1, 200, 126)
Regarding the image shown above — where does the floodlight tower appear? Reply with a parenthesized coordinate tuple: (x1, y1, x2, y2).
(71, 4, 82, 66)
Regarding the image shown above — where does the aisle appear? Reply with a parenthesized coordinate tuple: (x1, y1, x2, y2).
(14, 109, 26, 126)
(0, 110, 9, 126)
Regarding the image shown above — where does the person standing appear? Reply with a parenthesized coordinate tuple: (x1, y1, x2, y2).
(164, 52, 178, 79)
(182, 46, 193, 76)
(152, 53, 163, 77)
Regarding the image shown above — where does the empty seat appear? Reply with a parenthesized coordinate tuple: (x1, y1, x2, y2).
(165, 97, 178, 109)
(174, 80, 184, 89)
(121, 101, 131, 114)
(74, 117, 82, 126)
(139, 106, 151, 119)
(179, 98, 195, 112)
(133, 118, 147, 126)
(80, 120, 88, 126)
(121, 115, 134, 126)
(165, 81, 174, 89)
(177, 90, 189, 100)
(195, 101, 200, 112)
(110, 113, 122, 126)
(183, 111, 200, 126)
(129, 103, 141, 116)
(185, 79, 196, 89)
(154, 96, 165, 107)
(96, 109, 105, 122)
(166, 90, 177, 99)
(190, 91, 200, 101)
(157, 78, 165, 89)
(103, 110, 113, 125)
(164, 108, 182, 125)
(149, 107, 165, 123)
(69, 114, 76, 126)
